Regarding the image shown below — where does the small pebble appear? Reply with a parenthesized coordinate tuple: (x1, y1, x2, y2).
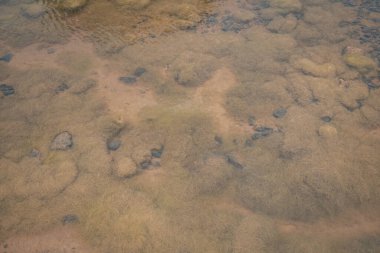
(0, 53, 13, 63)
(55, 82, 69, 93)
(50, 131, 73, 150)
(226, 155, 244, 170)
(245, 139, 254, 147)
(30, 148, 41, 158)
(62, 214, 79, 224)
(214, 135, 223, 145)
(248, 116, 256, 126)
(151, 158, 161, 167)
(221, 15, 250, 32)
(151, 145, 164, 158)
(140, 159, 152, 169)
(107, 139, 121, 151)
(133, 67, 146, 77)
(21, 4, 47, 19)
(119, 76, 137, 84)
(47, 48, 56, 54)
(204, 15, 218, 25)
(272, 108, 287, 118)
(321, 116, 332, 123)
(252, 127, 273, 140)
(0, 84, 15, 96)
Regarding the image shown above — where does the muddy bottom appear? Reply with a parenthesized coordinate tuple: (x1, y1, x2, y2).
(0, 0, 380, 252)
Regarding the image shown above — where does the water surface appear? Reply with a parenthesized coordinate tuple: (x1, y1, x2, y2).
(0, 0, 380, 252)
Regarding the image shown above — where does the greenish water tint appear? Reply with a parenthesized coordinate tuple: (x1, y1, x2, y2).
(0, 0, 380, 252)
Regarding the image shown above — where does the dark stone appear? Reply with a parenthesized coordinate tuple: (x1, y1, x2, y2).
(279, 150, 296, 160)
(55, 82, 69, 93)
(140, 159, 152, 169)
(203, 14, 218, 25)
(221, 16, 250, 32)
(30, 148, 41, 158)
(363, 78, 380, 88)
(47, 48, 56, 54)
(133, 67, 146, 77)
(255, 1, 270, 9)
(321, 116, 332, 123)
(21, 5, 47, 19)
(151, 159, 161, 167)
(272, 108, 287, 118)
(252, 127, 273, 140)
(226, 155, 244, 170)
(0, 53, 13, 62)
(107, 139, 121, 151)
(151, 145, 164, 158)
(214, 135, 223, 145)
(0, 84, 15, 96)
(293, 12, 304, 19)
(119, 76, 137, 84)
(341, 0, 357, 7)
(50, 131, 73, 150)
(62, 214, 79, 224)
(338, 20, 352, 27)
(248, 115, 256, 126)
(245, 139, 254, 147)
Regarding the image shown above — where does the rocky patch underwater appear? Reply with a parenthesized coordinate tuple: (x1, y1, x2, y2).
(0, 0, 380, 252)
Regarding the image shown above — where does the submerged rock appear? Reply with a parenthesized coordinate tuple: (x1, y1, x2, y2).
(119, 76, 137, 84)
(337, 81, 368, 111)
(150, 145, 164, 158)
(133, 67, 146, 77)
(214, 135, 223, 145)
(0, 53, 13, 63)
(171, 52, 218, 87)
(55, 82, 69, 93)
(363, 78, 380, 89)
(321, 116, 332, 123)
(221, 11, 254, 32)
(252, 127, 274, 140)
(269, 0, 302, 14)
(112, 157, 137, 178)
(62, 214, 79, 224)
(226, 155, 244, 170)
(50, 131, 73, 150)
(114, 0, 151, 10)
(139, 159, 152, 169)
(343, 52, 377, 75)
(0, 84, 15, 96)
(107, 139, 121, 151)
(267, 14, 297, 33)
(273, 108, 287, 118)
(21, 3, 47, 19)
(30, 148, 41, 158)
(292, 58, 336, 77)
(56, 0, 87, 11)
(248, 116, 256, 126)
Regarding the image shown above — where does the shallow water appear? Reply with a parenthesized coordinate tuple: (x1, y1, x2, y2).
(0, 0, 380, 252)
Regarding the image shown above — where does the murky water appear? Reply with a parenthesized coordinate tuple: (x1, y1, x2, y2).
(0, 0, 380, 252)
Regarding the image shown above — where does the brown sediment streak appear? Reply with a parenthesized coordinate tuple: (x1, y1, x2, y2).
(95, 69, 158, 123)
(0, 227, 98, 253)
(193, 67, 251, 134)
(277, 211, 380, 239)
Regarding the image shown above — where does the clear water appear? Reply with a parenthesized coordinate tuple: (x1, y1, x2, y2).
(0, 0, 380, 252)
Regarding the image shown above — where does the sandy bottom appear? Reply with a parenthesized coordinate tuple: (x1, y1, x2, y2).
(0, 0, 380, 252)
